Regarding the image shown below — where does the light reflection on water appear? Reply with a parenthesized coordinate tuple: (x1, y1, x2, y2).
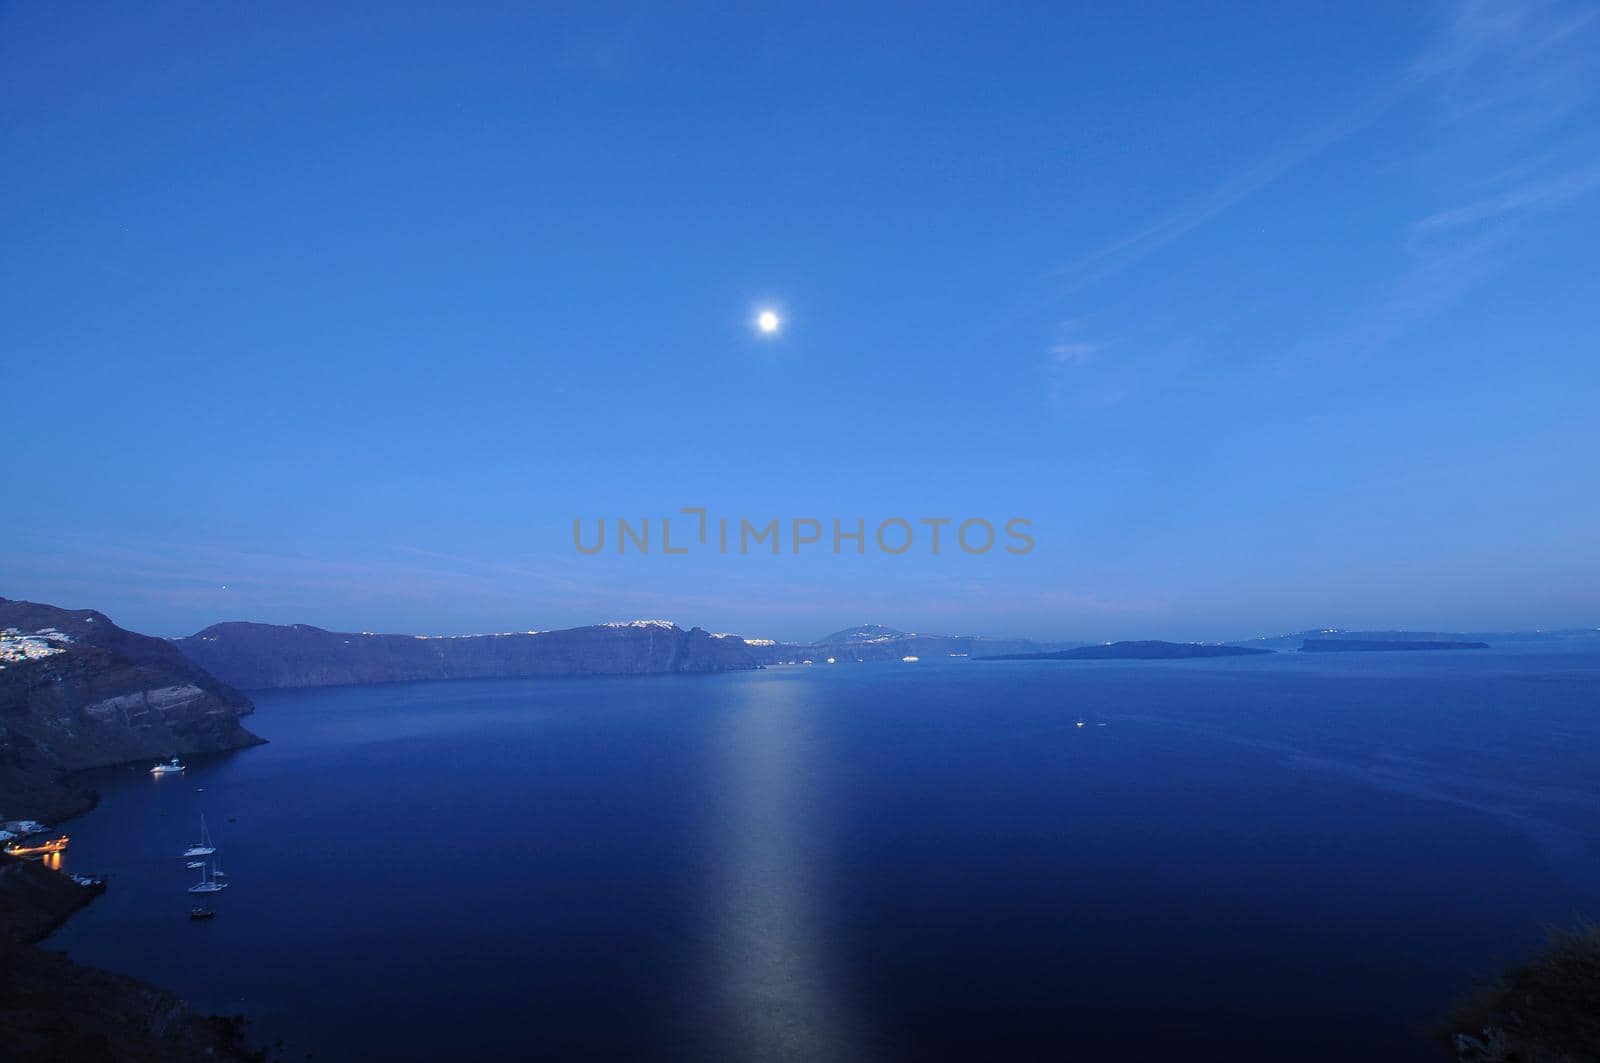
(709, 678, 867, 1061)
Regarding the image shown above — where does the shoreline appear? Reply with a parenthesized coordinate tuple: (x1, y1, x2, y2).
(1, 763, 269, 1060)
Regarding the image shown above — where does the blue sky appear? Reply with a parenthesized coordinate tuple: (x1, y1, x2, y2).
(3, 1, 1598, 641)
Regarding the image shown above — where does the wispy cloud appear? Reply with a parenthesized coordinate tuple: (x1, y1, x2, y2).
(1046, 322, 1116, 410)
(1409, 0, 1598, 120)
(1049, 342, 1098, 367)
(1413, 161, 1600, 231)
(1047, 0, 1600, 403)
(1053, 94, 1398, 292)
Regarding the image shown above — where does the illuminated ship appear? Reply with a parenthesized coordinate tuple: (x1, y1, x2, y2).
(4, 835, 68, 858)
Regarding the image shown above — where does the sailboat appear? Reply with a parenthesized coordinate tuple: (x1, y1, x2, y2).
(182, 814, 216, 858)
(187, 863, 227, 894)
(212, 857, 228, 881)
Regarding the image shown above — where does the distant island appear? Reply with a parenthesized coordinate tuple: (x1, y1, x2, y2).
(1300, 639, 1490, 653)
(747, 624, 1084, 665)
(982, 640, 1274, 661)
(1229, 627, 1598, 651)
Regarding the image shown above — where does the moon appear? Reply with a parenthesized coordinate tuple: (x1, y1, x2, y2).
(756, 309, 781, 335)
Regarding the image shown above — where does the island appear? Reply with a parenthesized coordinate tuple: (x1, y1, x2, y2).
(747, 623, 1085, 665)
(980, 640, 1274, 661)
(1299, 639, 1490, 653)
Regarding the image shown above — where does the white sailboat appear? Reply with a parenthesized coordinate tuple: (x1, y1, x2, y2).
(182, 814, 216, 858)
(187, 862, 227, 894)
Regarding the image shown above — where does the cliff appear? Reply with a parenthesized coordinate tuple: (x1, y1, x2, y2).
(174, 619, 763, 690)
(0, 599, 263, 822)
(982, 640, 1274, 661)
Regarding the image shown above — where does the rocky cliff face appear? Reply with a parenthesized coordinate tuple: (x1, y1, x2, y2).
(0, 598, 262, 821)
(174, 619, 763, 690)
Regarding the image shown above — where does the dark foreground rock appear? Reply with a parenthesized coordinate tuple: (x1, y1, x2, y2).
(0, 855, 261, 1062)
(1, 598, 263, 822)
(175, 619, 763, 690)
(1447, 922, 1600, 1061)
(982, 640, 1274, 661)
(1, 940, 261, 1062)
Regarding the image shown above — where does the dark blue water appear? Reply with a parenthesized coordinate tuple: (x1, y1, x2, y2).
(45, 649, 1600, 1060)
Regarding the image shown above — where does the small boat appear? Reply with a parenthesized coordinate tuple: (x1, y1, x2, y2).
(187, 863, 227, 894)
(4, 835, 69, 858)
(901, 655, 920, 662)
(182, 814, 216, 858)
(186, 860, 205, 869)
(150, 758, 185, 775)
(189, 907, 216, 920)
(212, 858, 228, 881)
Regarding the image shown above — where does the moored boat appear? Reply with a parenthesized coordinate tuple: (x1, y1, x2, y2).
(182, 814, 216, 857)
(187, 863, 227, 894)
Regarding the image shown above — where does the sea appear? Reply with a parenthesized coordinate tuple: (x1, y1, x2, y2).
(44, 647, 1600, 1060)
